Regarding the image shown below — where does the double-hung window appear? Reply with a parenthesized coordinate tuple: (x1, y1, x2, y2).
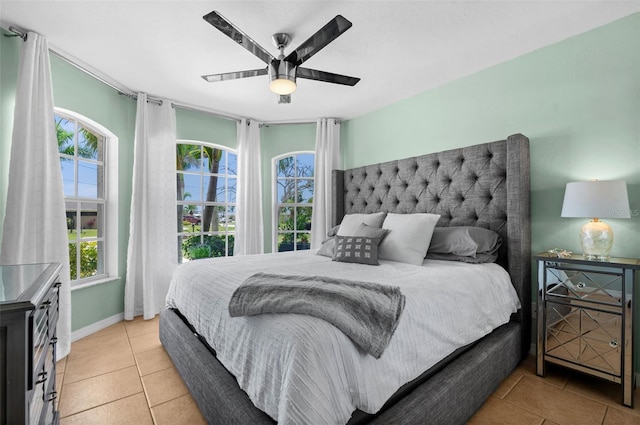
(274, 152, 314, 252)
(176, 141, 237, 262)
(57, 111, 110, 283)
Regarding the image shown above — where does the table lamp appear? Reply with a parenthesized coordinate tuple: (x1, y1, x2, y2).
(561, 180, 631, 260)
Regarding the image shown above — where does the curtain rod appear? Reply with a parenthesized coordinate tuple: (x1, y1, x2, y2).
(5, 25, 242, 121)
(263, 119, 341, 127)
(7, 26, 27, 40)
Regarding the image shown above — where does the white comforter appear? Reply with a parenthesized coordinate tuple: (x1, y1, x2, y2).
(166, 251, 520, 425)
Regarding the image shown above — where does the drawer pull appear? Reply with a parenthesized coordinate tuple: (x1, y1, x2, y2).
(35, 371, 48, 384)
(576, 282, 585, 289)
(48, 391, 58, 402)
(609, 340, 618, 348)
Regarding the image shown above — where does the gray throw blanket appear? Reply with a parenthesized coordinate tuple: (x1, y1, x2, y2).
(228, 273, 405, 359)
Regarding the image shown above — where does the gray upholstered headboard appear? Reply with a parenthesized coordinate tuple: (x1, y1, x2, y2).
(331, 134, 531, 353)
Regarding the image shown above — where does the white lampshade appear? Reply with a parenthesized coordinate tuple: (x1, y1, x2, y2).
(561, 180, 630, 261)
(561, 180, 631, 219)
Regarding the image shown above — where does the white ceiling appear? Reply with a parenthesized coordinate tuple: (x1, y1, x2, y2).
(2, 1, 639, 123)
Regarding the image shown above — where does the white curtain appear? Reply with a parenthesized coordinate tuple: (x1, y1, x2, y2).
(234, 118, 264, 255)
(0, 32, 72, 360)
(310, 118, 341, 249)
(124, 94, 177, 320)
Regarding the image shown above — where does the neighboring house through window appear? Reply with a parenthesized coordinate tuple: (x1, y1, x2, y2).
(177, 141, 237, 262)
(273, 152, 314, 252)
(56, 109, 118, 284)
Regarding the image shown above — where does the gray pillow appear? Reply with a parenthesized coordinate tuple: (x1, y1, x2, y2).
(336, 212, 387, 236)
(316, 237, 336, 257)
(354, 223, 390, 241)
(327, 225, 341, 237)
(427, 226, 502, 258)
(333, 235, 382, 265)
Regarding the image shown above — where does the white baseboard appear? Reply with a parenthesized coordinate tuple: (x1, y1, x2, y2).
(71, 312, 124, 342)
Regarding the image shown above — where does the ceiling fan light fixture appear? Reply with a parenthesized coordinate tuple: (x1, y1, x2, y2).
(269, 60, 297, 95)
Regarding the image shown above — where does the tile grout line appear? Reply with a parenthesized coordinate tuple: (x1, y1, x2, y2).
(61, 362, 137, 386)
(59, 390, 146, 419)
(129, 328, 158, 416)
(500, 373, 524, 399)
(601, 406, 608, 425)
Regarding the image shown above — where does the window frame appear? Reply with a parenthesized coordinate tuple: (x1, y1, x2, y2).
(176, 139, 237, 262)
(55, 107, 118, 287)
(272, 151, 315, 253)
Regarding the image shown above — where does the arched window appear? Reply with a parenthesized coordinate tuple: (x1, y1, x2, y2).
(273, 152, 314, 252)
(177, 141, 237, 262)
(56, 109, 118, 284)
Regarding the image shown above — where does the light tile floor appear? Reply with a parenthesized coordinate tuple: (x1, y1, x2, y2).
(57, 318, 640, 424)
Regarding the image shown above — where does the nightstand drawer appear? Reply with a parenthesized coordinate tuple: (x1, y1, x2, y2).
(544, 263, 624, 308)
(545, 301, 621, 376)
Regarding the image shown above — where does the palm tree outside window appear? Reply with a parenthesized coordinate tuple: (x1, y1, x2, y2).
(176, 141, 237, 262)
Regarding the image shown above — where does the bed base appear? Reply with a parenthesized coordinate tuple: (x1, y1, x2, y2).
(160, 307, 522, 425)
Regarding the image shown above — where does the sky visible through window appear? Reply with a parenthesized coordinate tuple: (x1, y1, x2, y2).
(58, 116, 102, 198)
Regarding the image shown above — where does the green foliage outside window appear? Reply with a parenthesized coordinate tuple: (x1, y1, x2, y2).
(182, 235, 235, 260)
(68, 242, 98, 280)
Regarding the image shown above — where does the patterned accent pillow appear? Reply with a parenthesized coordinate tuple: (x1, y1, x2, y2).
(332, 235, 382, 266)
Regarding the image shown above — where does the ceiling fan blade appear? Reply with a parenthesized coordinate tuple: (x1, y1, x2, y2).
(203, 11, 274, 65)
(284, 15, 352, 66)
(297, 67, 360, 86)
(201, 68, 268, 82)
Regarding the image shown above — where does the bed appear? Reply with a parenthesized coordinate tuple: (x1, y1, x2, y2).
(159, 133, 531, 424)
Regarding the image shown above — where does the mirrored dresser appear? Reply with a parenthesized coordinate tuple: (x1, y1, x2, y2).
(535, 253, 639, 407)
(0, 263, 62, 425)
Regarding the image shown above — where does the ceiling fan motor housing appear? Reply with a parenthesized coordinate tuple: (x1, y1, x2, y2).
(269, 60, 297, 95)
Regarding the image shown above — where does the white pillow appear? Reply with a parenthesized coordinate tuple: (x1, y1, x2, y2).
(337, 212, 387, 236)
(379, 213, 441, 265)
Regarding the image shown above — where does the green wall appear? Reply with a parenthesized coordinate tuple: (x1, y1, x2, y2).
(176, 107, 236, 148)
(342, 13, 640, 360)
(260, 123, 317, 253)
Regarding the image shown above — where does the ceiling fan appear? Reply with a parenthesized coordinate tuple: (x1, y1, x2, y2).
(201, 11, 361, 104)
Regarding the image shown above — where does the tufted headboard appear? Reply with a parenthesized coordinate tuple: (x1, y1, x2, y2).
(331, 134, 530, 353)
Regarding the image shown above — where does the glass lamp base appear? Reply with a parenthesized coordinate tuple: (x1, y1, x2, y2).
(580, 220, 613, 261)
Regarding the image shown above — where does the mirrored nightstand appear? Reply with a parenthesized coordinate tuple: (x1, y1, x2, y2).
(535, 253, 639, 408)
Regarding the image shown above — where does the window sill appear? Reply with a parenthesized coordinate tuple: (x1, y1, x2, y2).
(71, 276, 121, 291)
